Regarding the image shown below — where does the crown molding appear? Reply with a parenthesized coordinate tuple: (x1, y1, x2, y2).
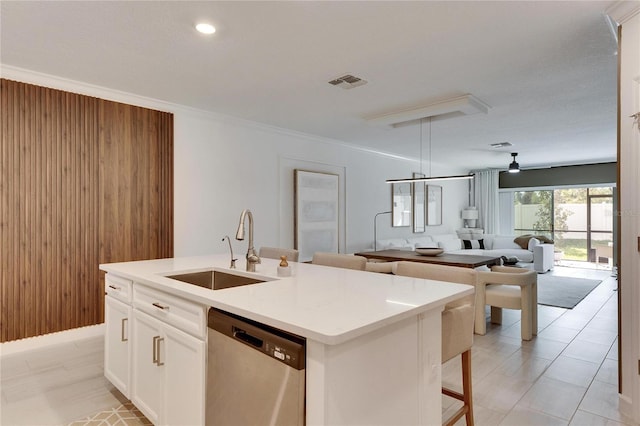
(606, 1, 640, 24)
(1, 64, 415, 163)
(1, 64, 177, 113)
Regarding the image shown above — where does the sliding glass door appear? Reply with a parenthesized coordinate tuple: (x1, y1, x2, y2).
(512, 187, 614, 266)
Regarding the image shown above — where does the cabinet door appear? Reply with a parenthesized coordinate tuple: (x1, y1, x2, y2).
(104, 296, 131, 398)
(132, 310, 163, 425)
(163, 324, 206, 426)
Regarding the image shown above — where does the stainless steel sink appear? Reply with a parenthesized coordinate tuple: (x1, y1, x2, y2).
(166, 270, 266, 290)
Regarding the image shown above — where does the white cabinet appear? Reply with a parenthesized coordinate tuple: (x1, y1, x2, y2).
(162, 320, 206, 426)
(104, 275, 207, 426)
(131, 286, 206, 426)
(132, 309, 206, 425)
(104, 295, 132, 397)
(104, 274, 133, 398)
(131, 310, 164, 424)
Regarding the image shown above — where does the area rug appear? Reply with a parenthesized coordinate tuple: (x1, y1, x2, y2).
(536, 275, 602, 309)
(67, 402, 151, 426)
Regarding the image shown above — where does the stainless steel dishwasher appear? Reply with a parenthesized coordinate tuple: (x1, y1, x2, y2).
(207, 308, 306, 425)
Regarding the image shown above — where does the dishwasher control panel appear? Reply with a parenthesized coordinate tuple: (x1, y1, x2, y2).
(266, 342, 301, 367)
(209, 308, 306, 370)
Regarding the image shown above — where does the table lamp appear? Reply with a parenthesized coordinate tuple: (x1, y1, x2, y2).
(462, 207, 478, 228)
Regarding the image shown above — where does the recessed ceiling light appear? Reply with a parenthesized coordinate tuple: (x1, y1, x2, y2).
(196, 23, 216, 35)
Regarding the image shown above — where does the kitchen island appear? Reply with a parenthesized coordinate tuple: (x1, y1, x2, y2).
(100, 254, 473, 425)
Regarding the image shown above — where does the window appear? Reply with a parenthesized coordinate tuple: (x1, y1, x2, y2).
(514, 190, 553, 239)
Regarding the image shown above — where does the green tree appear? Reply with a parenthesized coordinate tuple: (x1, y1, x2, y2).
(532, 191, 552, 232)
(514, 190, 571, 241)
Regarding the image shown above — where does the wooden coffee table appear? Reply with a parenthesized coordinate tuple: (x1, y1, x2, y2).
(355, 249, 501, 269)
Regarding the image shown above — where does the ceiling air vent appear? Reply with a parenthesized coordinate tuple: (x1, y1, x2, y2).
(490, 142, 513, 148)
(328, 74, 367, 90)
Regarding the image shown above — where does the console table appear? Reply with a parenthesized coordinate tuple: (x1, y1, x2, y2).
(355, 249, 501, 269)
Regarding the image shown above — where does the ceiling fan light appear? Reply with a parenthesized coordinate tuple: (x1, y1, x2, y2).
(508, 152, 520, 173)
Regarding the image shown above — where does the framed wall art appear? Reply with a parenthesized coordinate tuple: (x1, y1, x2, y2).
(392, 182, 412, 227)
(294, 170, 339, 261)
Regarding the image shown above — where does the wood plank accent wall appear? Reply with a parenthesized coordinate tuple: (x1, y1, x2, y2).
(1, 79, 173, 342)
(98, 100, 174, 264)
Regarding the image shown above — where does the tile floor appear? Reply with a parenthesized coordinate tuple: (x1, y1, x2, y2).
(443, 265, 637, 425)
(0, 333, 125, 425)
(0, 265, 637, 425)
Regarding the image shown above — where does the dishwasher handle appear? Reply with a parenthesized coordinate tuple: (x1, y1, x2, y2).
(232, 327, 263, 348)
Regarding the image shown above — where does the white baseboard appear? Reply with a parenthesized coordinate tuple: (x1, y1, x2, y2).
(619, 392, 640, 424)
(0, 324, 105, 358)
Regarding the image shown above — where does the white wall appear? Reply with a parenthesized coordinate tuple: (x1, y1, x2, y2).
(174, 108, 470, 257)
(2, 66, 470, 259)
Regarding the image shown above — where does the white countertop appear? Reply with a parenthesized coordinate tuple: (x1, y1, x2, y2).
(100, 255, 473, 345)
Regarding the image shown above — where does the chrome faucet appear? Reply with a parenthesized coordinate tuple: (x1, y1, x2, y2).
(235, 209, 261, 272)
(222, 235, 237, 269)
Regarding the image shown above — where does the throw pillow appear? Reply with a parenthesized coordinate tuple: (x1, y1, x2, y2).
(463, 239, 485, 249)
(514, 234, 554, 249)
(492, 236, 521, 249)
(514, 234, 533, 249)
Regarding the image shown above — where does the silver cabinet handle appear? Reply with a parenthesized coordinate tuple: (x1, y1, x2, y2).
(152, 302, 169, 310)
(121, 318, 128, 342)
(152, 335, 165, 366)
(157, 337, 165, 366)
(153, 335, 160, 365)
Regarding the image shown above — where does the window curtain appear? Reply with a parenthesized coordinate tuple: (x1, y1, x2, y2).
(473, 169, 500, 234)
(498, 191, 515, 235)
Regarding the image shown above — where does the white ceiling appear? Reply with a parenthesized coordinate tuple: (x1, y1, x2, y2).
(0, 1, 620, 173)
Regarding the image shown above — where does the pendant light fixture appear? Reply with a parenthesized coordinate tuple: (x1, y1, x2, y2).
(385, 117, 474, 184)
(508, 152, 520, 173)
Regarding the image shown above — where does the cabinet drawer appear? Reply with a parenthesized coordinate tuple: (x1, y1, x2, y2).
(106, 274, 132, 304)
(133, 284, 206, 339)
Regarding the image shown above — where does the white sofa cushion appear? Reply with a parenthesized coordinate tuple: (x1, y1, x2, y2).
(491, 236, 521, 250)
(439, 238, 463, 252)
(377, 238, 412, 250)
(407, 236, 437, 248)
(432, 233, 459, 244)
